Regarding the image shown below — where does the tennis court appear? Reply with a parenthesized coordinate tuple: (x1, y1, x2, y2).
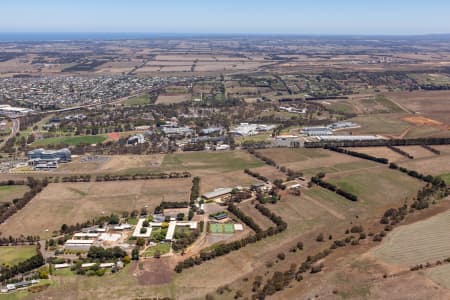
(209, 223, 235, 234)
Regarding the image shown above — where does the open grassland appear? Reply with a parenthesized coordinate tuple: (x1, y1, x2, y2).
(0, 246, 37, 266)
(161, 151, 264, 172)
(256, 148, 328, 164)
(0, 179, 191, 238)
(248, 165, 287, 181)
(327, 167, 422, 207)
(349, 114, 410, 136)
(386, 90, 450, 124)
(33, 135, 107, 146)
(0, 185, 29, 203)
(372, 210, 450, 267)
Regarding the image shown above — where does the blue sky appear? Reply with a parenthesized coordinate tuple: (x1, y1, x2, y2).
(1, 0, 450, 34)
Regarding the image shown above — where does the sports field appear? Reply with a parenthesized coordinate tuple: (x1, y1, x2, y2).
(209, 223, 235, 234)
(0, 246, 37, 266)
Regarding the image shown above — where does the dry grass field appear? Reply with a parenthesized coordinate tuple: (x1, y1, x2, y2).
(57, 155, 164, 174)
(155, 94, 191, 104)
(398, 145, 450, 175)
(372, 209, 450, 267)
(257, 147, 379, 177)
(0, 179, 191, 237)
(387, 90, 450, 124)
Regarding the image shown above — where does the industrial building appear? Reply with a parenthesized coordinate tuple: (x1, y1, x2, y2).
(64, 239, 94, 251)
(202, 187, 233, 203)
(272, 135, 303, 147)
(229, 123, 276, 136)
(314, 135, 383, 142)
(27, 148, 72, 162)
(301, 127, 333, 136)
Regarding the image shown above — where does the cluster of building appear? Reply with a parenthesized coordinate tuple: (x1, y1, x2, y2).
(27, 148, 71, 170)
(1, 280, 40, 293)
(0, 75, 168, 109)
(230, 123, 276, 136)
(279, 106, 307, 114)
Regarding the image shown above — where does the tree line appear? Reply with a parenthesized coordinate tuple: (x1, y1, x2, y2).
(387, 145, 413, 159)
(325, 145, 389, 164)
(310, 173, 358, 202)
(0, 177, 48, 225)
(0, 251, 45, 283)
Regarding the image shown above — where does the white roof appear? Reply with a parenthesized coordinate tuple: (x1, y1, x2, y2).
(165, 221, 177, 241)
(317, 135, 382, 141)
(65, 239, 94, 245)
(234, 224, 244, 231)
(99, 233, 121, 242)
(202, 187, 233, 199)
(81, 263, 96, 268)
(176, 221, 197, 229)
(73, 233, 99, 238)
(99, 263, 115, 268)
(132, 218, 152, 238)
(54, 263, 71, 269)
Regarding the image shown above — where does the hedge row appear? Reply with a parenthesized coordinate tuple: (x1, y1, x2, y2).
(95, 171, 191, 182)
(387, 145, 413, 159)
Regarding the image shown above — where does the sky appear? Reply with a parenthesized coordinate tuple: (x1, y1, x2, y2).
(1, 0, 450, 35)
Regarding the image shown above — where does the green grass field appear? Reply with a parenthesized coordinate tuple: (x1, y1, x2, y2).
(161, 151, 264, 172)
(0, 246, 37, 266)
(33, 135, 107, 146)
(209, 223, 235, 234)
(327, 168, 422, 206)
(143, 243, 171, 257)
(0, 185, 29, 203)
(124, 94, 153, 106)
(439, 173, 450, 185)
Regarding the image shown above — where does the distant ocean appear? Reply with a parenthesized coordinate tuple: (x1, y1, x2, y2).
(0, 32, 210, 42)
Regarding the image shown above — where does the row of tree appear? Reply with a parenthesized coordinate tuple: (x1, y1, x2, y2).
(0, 177, 48, 225)
(0, 252, 45, 282)
(387, 145, 413, 159)
(325, 145, 389, 164)
(95, 171, 191, 182)
(310, 173, 358, 202)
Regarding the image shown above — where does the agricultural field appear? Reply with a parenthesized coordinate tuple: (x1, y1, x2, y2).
(348, 114, 411, 137)
(32, 135, 107, 146)
(0, 246, 37, 266)
(0, 185, 29, 203)
(386, 90, 450, 124)
(398, 149, 450, 175)
(0, 179, 191, 237)
(372, 210, 450, 267)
